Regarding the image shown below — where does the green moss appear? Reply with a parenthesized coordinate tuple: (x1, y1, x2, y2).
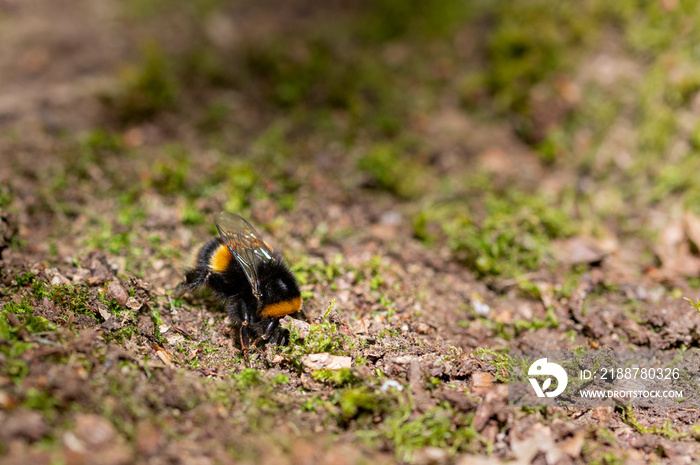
(1, 298, 56, 339)
(685, 297, 700, 316)
(350, 388, 482, 461)
(182, 200, 208, 225)
(357, 143, 429, 199)
(0, 184, 13, 208)
(624, 0, 700, 54)
(474, 350, 511, 384)
(312, 368, 360, 387)
(473, 306, 560, 342)
(3, 278, 141, 344)
(384, 405, 479, 462)
(85, 219, 134, 256)
(271, 373, 290, 385)
(241, 37, 402, 135)
(4, 358, 30, 383)
(337, 386, 380, 420)
(83, 129, 125, 154)
(432, 191, 573, 278)
(483, 1, 599, 125)
(22, 388, 61, 418)
(590, 453, 625, 465)
(102, 325, 140, 345)
(117, 195, 148, 227)
(198, 100, 229, 132)
(359, 0, 472, 42)
(621, 405, 689, 440)
(285, 320, 355, 359)
(367, 255, 385, 291)
(13, 271, 36, 287)
(290, 254, 345, 287)
(222, 162, 258, 213)
(112, 43, 180, 123)
(149, 145, 191, 195)
(1, 280, 60, 382)
(47, 284, 95, 316)
(234, 368, 264, 389)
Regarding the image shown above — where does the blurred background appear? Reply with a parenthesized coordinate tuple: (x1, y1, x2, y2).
(3, 0, 700, 286)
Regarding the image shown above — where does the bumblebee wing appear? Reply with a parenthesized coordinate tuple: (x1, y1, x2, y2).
(213, 212, 274, 299)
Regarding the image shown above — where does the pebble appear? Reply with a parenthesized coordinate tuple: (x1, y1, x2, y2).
(413, 446, 448, 465)
(106, 281, 128, 306)
(472, 300, 490, 316)
(380, 380, 404, 392)
(74, 413, 116, 447)
(380, 210, 402, 226)
(50, 274, 71, 286)
(280, 316, 310, 339)
(302, 353, 352, 371)
(151, 259, 165, 271)
(71, 268, 91, 283)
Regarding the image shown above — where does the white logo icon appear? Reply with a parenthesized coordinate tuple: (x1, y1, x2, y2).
(528, 358, 568, 398)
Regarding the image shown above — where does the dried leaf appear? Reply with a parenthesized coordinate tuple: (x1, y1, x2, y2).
(95, 302, 112, 322)
(126, 297, 143, 310)
(655, 218, 700, 278)
(151, 342, 175, 369)
(559, 431, 585, 458)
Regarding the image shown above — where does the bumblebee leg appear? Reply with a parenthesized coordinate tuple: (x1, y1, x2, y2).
(262, 319, 278, 340)
(172, 282, 187, 299)
(239, 323, 249, 349)
(225, 298, 245, 324)
(254, 319, 290, 346)
(251, 319, 278, 346)
(239, 322, 253, 367)
(175, 269, 211, 298)
(268, 322, 290, 346)
(186, 268, 210, 287)
(276, 327, 290, 346)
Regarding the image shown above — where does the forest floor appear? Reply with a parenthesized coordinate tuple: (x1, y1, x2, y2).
(2, 1, 700, 464)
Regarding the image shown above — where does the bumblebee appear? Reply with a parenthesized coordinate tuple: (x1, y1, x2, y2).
(178, 212, 305, 347)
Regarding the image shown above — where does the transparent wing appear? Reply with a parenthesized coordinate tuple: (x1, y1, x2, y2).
(213, 212, 275, 300)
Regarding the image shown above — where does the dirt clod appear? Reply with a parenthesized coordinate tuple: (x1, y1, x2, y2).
(3, 410, 49, 442)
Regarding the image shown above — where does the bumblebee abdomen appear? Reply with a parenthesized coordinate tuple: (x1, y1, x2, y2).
(185, 239, 245, 298)
(193, 238, 232, 273)
(261, 296, 302, 318)
(208, 242, 233, 273)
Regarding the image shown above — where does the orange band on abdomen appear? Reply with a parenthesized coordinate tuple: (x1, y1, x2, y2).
(209, 244, 233, 273)
(261, 296, 302, 318)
